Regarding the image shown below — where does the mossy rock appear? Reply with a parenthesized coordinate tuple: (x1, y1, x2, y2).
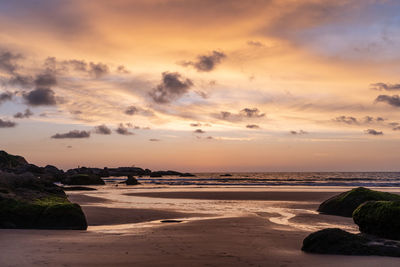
(302, 228, 370, 255)
(302, 228, 400, 257)
(37, 202, 87, 230)
(353, 201, 400, 240)
(62, 174, 105, 185)
(0, 196, 87, 230)
(318, 187, 400, 217)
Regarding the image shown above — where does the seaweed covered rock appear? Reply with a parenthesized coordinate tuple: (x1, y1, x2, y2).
(0, 171, 87, 230)
(302, 228, 400, 257)
(125, 175, 140, 185)
(62, 174, 105, 185)
(353, 201, 400, 240)
(318, 187, 400, 217)
(0, 197, 87, 229)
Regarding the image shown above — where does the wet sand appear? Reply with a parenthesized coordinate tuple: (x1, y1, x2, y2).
(1, 188, 400, 266)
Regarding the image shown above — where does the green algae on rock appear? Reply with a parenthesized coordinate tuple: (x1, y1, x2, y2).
(318, 187, 400, 217)
(0, 172, 87, 230)
(353, 200, 400, 240)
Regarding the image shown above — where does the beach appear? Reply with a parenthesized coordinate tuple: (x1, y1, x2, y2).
(1, 186, 400, 266)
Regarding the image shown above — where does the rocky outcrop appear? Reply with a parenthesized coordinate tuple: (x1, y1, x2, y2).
(0, 171, 87, 230)
(125, 175, 140, 185)
(0, 150, 28, 169)
(302, 228, 400, 257)
(353, 200, 400, 240)
(0, 151, 65, 182)
(62, 174, 105, 185)
(318, 187, 400, 217)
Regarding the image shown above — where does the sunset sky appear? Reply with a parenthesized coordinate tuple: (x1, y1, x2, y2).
(1, 0, 400, 171)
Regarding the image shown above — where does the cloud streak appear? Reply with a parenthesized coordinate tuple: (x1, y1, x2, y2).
(213, 108, 265, 122)
(51, 130, 91, 139)
(14, 109, 33, 119)
(365, 129, 383, 136)
(371, 83, 400, 91)
(181, 51, 226, 72)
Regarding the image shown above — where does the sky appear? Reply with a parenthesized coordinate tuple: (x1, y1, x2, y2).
(1, 0, 400, 172)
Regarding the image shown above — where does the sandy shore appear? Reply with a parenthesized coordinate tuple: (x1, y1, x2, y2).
(1, 187, 400, 266)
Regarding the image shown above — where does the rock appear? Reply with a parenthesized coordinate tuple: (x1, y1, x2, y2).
(0, 171, 87, 230)
(0, 197, 87, 230)
(0, 150, 28, 169)
(353, 201, 400, 240)
(0, 171, 65, 197)
(39, 165, 65, 182)
(62, 174, 105, 185)
(150, 173, 162, 177)
(36, 202, 87, 230)
(125, 175, 140, 185)
(302, 228, 400, 257)
(62, 186, 97, 191)
(318, 187, 400, 217)
(220, 173, 232, 177)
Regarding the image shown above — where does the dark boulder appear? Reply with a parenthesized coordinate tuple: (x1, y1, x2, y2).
(62, 174, 105, 185)
(318, 187, 400, 217)
(302, 228, 400, 257)
(125, 175, 140, 185)
(220, 173, 232, 177)
(353, 200, 400, 240)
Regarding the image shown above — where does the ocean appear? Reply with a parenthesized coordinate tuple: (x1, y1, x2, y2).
(103, 172, 400, 187)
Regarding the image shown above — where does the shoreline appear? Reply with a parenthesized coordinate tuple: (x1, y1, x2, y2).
(1, 187, 400, 266)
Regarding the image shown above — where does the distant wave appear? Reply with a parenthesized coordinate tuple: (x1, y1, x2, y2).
(103, 172, 400, 187)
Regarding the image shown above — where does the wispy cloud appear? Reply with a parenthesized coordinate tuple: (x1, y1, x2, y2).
(51, 130, 90, 139)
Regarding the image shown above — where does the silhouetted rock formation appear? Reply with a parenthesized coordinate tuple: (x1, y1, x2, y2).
(0, 150, 28, 169)
(0, 171, 87, 230)
(302, 228, 400, 257)
(318, 187, 400, 217)
(0, 151, 65, 182)
(220, 173, 232, 177)
(353, 200, 400, 240)
(62, 174, 105, 185)
(125, 175, 140, 185)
